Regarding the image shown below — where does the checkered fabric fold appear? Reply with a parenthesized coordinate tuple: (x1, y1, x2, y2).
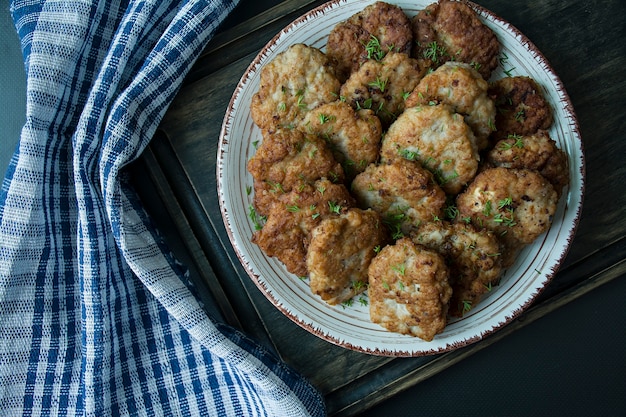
(0, 1, 325, 415)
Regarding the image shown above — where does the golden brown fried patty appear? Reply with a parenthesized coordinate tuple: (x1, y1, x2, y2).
(307, 208, 389, 305)
(488, 76, 553, 141)
(351, 159, 446, 236)
(251, 179, 355, 277)
(411, 0, 500, 80)
(368, 237, 452, 341)
(327, 1, 413, 81)
(487, 130, 569, 196)
(250, 43, 340, 131)
(456, 167, 558, 265)
(300, 100, 383, 180)
(247, 129, 344, 216)
(411, 221, 503, 317)
(380, 104, 479, 194)
(405, 61, 496, 150)
(246, 2, 568, 336)
(340, 51, 426, 128)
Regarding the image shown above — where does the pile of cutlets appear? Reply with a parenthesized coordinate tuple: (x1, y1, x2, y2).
(246, 0, 569, 341)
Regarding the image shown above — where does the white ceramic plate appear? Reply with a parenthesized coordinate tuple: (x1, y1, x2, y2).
(217, 0, 584, 356)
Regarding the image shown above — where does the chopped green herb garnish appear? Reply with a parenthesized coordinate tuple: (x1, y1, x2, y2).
(423, 41, 448, 64)
(400, 148, 419, 161)
(498, 197, 513, 210)
(318, 113, 332, 124)
(364, 35, 387, 61)
(328, 201, 342, 214)
(482, 200, 494, 217)
(499, 134, 524, 150)
(341, 298, 354, 309)
(392, 263, 406, 276)
(368, 76, 388, 92)
(248, 204, 266, 231)
(493, 210, 516, 227)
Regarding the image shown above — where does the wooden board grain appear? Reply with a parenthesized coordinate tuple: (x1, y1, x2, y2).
(130, 0, 626, 414)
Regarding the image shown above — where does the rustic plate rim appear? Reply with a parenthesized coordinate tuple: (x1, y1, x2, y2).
(216, 0, 585, 357)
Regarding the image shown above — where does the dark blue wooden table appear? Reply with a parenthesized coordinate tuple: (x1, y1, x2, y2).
(130, 0, 626, 414)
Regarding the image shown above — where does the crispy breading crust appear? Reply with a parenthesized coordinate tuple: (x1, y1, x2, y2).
(456, 167, 558, 265)
(327, 1, 413, 82)
(405, 61, 496, 150)
(380, 104, 479, 194)
(411, 0, 500, 80)
(307, 208, 389, 305)
(340, 52, 427, 128)
(251, 179, 355, 277)
(327, 22, 371, 83)
(411, 221, 503, 317)
(247, 129, 345, 216)
(351, 159, 446, 236)
(300, 100, 383, 181)
(368, 237, 452, 341)
(487, 129, 569, 196)
(246, 2, 569, 336)
(488, 76, 553, 141)
(250, 44, 340, 132)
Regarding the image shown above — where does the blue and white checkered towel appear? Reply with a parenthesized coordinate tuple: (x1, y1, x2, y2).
(0, 1, 325, 415)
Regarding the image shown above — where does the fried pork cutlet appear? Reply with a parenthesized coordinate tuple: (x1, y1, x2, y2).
(487, 129, 569, 196)
(368, 237, 452, 341)
(488, 76, 553, 141)
(456, 167, 558, 265)
(326, 1, 413, 82)
(351, 159, 446, 236)
(300, 100, 383, 181)
(307, 208, 389, 305)
(247, 129, 344, 216)
(411, 0, 500, 80)
(340, 51, 426, 128)
(380, 104, 479, 195)
(251, 179, 355, 277)
(250, 43, 340, 132)
(411, 221, 503, 317)
(405, 61, 496, 150)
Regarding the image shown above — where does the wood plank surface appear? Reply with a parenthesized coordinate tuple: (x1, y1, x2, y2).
(129, 0, 626, 414)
